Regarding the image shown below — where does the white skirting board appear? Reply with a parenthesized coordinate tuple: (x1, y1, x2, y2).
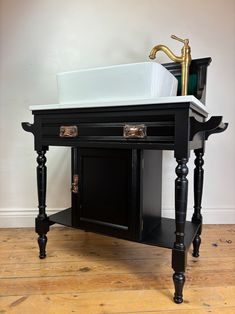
(0, 207, 234, 228)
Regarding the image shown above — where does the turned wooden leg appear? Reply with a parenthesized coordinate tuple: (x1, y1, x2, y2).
(36, 149, 50, 259)
(192, 234, 201, 258)
(172, 158, 188, 304)
(192, 148, 204, 257)
(173, 272, 185, 304)
(38, 234, 47, 259)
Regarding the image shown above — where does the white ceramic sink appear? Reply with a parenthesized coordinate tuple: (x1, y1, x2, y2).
(57, 62, 178, 105)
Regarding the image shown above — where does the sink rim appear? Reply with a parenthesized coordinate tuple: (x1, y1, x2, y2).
(57, 61, 165, 76)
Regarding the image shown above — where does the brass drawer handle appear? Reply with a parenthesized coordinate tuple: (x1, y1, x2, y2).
(123, 124, 147, 139)
(60, 126, 78, 137)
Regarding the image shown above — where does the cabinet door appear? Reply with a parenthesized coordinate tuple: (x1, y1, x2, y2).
(72, 148, 141, 240)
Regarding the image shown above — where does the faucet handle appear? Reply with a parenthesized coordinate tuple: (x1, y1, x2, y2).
(171, 35, 189, 45)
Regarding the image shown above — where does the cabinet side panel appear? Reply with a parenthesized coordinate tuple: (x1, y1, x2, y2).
(142, 150, 162, 239)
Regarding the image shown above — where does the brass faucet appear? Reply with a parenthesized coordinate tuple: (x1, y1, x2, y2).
(149, 35, 191, 96)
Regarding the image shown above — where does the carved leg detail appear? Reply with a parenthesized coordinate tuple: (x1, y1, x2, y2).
(172, 158, 188, 304)
(192, 233, 201, 258)
(192, 148, 204, 258)
(173, 272, 185, 304)
(38, 234, 47, 259)
(36, 150, 50, 259)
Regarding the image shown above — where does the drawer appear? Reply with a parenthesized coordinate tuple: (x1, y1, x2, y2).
(41, 121, 174, 143)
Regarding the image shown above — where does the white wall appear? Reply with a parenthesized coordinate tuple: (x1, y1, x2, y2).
(0, 0, 234, 227)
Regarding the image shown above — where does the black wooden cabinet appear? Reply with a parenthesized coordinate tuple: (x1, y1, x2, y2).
(74, 148, 139, 239)
(71, 148, 162, 241)
(22, 58, 228, 304)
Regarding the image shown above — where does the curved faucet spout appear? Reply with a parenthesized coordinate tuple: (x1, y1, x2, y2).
(149, 35, 192, 95)
(149, 44, 183, 63)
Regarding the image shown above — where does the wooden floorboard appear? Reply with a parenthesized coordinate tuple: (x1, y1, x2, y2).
(0, 225, 234, 313)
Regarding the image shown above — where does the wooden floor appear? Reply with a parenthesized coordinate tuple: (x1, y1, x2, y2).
(0, 225, 234, 314)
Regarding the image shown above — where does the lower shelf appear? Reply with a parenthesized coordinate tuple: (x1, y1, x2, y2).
(49, 208, 73, 227)
(49, 208, 201, 250)
(141, 218, 201, 249)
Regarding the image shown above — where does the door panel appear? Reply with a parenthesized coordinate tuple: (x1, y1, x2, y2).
(73, 148, 140, 239)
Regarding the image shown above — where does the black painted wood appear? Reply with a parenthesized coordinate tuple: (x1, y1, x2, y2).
(68, 148, 162, 241)
(192, 148, 204, 257)
(190, 116, 228, 141)
(172, 158, 189, 304)
(141, 217, 200, 249)
(71, 147, 79, 226)
(141, 150, 162, 239)
(49, 208, 73, 227)
(22, 97, 228, 304)
(76, 148, 136, 239)
(173, 272, 185, 304)
(30, 103, 208, 152)
(38, 234, 47, 259)
(36, 151, 47, 219)
(174, 158, 189, 250)
(35, 150, 50, 259)
(49, 209, 200, 250)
